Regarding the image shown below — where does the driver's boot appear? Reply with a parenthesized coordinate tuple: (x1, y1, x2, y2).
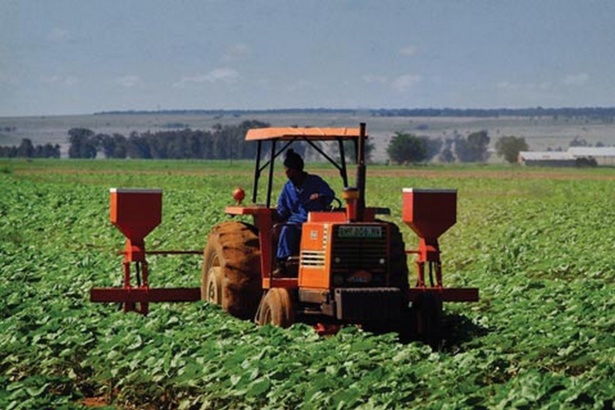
(272, 260, 287, 278)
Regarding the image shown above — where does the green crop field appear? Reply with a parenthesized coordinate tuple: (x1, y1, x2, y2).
(1, 159, 614, 409)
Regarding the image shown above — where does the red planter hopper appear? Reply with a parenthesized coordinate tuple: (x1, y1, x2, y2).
(402, 188, 477, 303)
(402, 188, 457, 241)
(110, 188, 162, 261)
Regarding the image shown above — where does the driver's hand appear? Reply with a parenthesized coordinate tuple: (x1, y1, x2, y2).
(309, 193, 320, 201)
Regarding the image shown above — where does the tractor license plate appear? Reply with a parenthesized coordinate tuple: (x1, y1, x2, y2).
(338, 225, 383, 238)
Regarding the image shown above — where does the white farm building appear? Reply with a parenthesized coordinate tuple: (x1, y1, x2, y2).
(518, 151, 575, 167)
(519, 147, 615, 167)
(567, 147, 615, 166)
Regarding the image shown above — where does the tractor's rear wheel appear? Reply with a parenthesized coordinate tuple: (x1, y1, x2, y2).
(201, 221, 261, 319)
(256, 288, 295, 328)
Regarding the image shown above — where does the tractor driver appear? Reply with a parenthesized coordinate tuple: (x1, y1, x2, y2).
(275, 149, 334, 276)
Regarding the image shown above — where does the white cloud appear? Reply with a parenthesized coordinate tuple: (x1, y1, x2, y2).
(223, 44, 251, 61)
(0, 71, 19, 86)
(41, 75, 80, 86)
(174, 68, 240, 88)
(362, 74, 388, 84)
(362, 73, 422, 92)
(496, 81, 552, 91)
(115, 75, 143, 88)
(399, 46, 418, 56)
(391, 74, 422, 92)
(284, 79, 313, 93)
(207, 68, 240, 83)
(49, 27, 70, 43)
(174, 75, 207, 88)
(496, 81, 518, 90)
(563, 73, 589, 86)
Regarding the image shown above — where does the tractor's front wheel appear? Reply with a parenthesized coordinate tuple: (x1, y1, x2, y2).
(204, 266, 222, 305)
(256, 288, 295, 328)
(201, 221, 261, 319)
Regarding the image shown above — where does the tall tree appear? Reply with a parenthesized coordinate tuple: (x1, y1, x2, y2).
(41, 143, 61, 158)
(16, 138, 35, 158)
(424, 137, 443, 161)
(569, 136, 589, 147)
(455, 130, 490, 162)
(386, 132, 427, 165)
(68, 128, 96, 158)
(495, 136, 529, 164)
(438, 138, 455, 163)
(96, 133, 115, 158)
(126, 131, 151, 158)
(111, 134, 127, 158)
(336, 139, 375, 163)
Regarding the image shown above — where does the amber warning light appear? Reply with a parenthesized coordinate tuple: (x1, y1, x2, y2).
(233, 187, 246, 205)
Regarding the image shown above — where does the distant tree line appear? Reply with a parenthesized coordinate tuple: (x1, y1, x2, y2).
(95, 107, 615, 121)
(385, 131, 615, 165)
(66, 120, 378, 162)
(386, 130, 492, 164)
(67, 120, 270, 159)
(0, 139, 61, 158)
(372, 106, 615, 120)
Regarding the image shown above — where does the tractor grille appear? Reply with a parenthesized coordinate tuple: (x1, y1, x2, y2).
(300, 250, 326, 267)
(334, 287, 402, 321)
(331, 224, 388, 276)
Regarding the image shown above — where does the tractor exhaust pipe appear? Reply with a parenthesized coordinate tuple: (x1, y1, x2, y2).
(342, 187, 359, 222)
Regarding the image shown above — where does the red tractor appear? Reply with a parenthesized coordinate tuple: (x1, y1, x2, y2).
(91, 123, 478, 342)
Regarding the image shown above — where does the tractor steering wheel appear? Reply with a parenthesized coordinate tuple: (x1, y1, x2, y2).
(305, 195, 342, 212)
(328, 196, 342, 211)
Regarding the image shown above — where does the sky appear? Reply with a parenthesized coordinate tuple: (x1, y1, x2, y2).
(1, 0, 615, 117)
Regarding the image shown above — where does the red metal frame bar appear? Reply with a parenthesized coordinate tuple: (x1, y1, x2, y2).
(262, 277, 299, 289)
(406, 242, 478, 303)
(93, 245, 202, 314)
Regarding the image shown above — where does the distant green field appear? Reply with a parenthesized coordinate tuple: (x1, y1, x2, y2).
(1, 159, 614, 409)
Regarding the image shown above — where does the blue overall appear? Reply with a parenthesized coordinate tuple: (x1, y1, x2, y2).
(276, 174, 334, 260)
